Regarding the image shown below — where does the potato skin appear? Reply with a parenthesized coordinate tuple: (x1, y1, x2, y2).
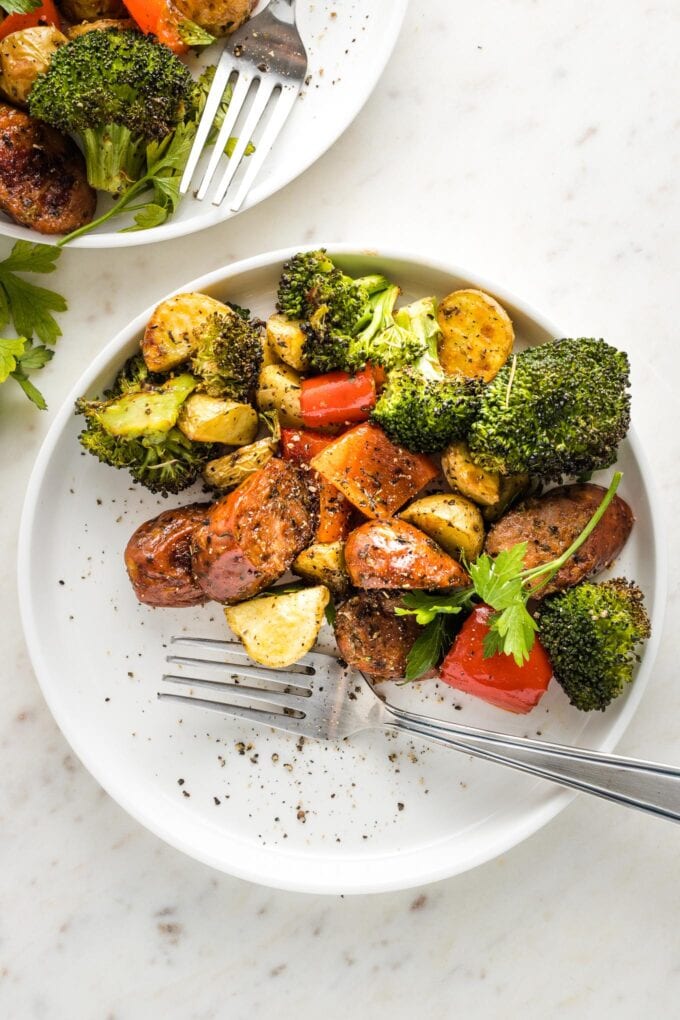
(0, 103, 96, 234)
(0, 27, 68, 107)
(334, 591, 422, 681)
(125, 503, 210, 608)
(173, 0, 255, 37)
(191, 458, 316, 604)
(345, 518, 470, 590)
(141, 292, 231, 373)
(59, 0, 125, 21)
(437, 288, 514, 382)
(485, 483, 634, 597)
(400, 492, 485, 562)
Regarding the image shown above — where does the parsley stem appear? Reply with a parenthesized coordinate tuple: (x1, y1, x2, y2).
(519, 471, 622, 588)
(57, 177, 151, 246)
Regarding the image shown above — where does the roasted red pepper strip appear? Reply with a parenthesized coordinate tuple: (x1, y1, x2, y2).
(0, 0, 61, 41)
(280, 427, 354, 543)
(439, 604, 553, 714)
(300, 366, 377, 429)
(121, 0, 188, 53)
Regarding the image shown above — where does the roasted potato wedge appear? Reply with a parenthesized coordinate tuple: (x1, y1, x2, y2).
(203, 437, 277, 490)
(225, 585, 330, 668)
(400, 493, 485, 562)
(256, 363, 303, 426)
(177, 395, 258, 445)
(437, 289, 514, 382)
(266, 313, 309, 371)
(441, 440, 529, 520)
(0, 27, 68, 106)
(59, 0, 125, 21)
(142, 292, 230, 373)
(292, 541, 349, 595)
(67, 18, 135, 38)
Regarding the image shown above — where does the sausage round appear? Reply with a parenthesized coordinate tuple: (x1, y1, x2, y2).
(345, 518, 470, 590)
(485, 483, 634, 597)
(191, 458, 316, 604)
(334, 591, 422, 681)
(124, 503, 210, 608)
(0, 103, 96, 234)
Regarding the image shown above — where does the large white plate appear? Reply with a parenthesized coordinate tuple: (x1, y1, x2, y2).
(18, 246, 666, 894)
(0, 2, 408, 248)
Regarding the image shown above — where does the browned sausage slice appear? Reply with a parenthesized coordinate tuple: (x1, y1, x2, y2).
(345, 518, 470, 590)
(334, 591, 422, 681)
(485, 483, 633, 597)
(124, 503, 210, 608)
(191, 458, 315, 604)
(0, 103, 96, 234)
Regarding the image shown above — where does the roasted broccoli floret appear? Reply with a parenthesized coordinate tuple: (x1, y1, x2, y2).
(371, 298, 480, 452)
(276, 249, 394, 373)
(538, 579, 651, 711)
(29, 30, 193, 194)
(76, 358, 215, 494)
(191, 310, 264, 401)
(467, 338, 631, 481)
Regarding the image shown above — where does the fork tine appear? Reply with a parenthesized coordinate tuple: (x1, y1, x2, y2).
(166, 655, 313, 689)
(180, 50, 238, 196)
(210, 78, 277, 205)
(228, 84, 299, 211)
(195, 71, 254, 200)
(170, 636, 335, 673)
(162, 673, 309, 711)
(158, 693, 307, 734)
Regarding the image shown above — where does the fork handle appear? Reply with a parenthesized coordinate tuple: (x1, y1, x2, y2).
(385, 708, 680, 822)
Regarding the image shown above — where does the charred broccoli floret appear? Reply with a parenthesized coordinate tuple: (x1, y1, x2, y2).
(76, 357, 216, 494)
(538, 579, 651, 711)
(276, 249, 393, 373)
(191, 310, 263, 401)
(29, 30, 193, 194)
(467, 338, 631, 481)
(371, 298, 480, 452)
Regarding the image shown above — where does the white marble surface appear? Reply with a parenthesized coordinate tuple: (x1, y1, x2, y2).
(2, 1, 680, 1016)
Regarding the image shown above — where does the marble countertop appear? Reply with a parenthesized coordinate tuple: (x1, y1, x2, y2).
(2, 1, 679, 1016)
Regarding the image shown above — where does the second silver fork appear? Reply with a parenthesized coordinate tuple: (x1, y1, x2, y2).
(160, 637, 680, 824)
(180, 0, 308, 211)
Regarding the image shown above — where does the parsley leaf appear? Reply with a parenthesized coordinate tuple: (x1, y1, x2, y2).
(402, 616, 452, 683)
(0, 336, 26, 381)
(0, 242, 66, 344)
(396, 589, 473, 626)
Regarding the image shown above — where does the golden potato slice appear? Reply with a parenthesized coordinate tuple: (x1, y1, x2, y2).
(203, 437, 277, 490)
(266, 314, 310, 371)
(292, 542, 349, 596)
(400, 492, 485, 562)
(177, 395, 258, 445)
(441, 440, 529, 519)
(225, 586, 330, 668)
(256, 363, 303, 426)
(437, 289, 514, 382)
(142, 292, 230, 373)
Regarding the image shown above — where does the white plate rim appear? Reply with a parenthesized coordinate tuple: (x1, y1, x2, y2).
(17, 243, 668, 894)
(0, 3, 410, 249)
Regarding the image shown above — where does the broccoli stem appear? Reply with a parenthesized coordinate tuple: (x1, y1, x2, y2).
(80, 125, 148, 195)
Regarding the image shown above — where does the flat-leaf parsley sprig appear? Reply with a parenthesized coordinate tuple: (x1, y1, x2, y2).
(0, 242, 66, 409)
(396, 472, 623, 680)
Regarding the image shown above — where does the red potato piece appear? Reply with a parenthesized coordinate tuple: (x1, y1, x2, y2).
(124, 503, 210, 608)
(345, 518, 470, 590)
(485, 483, 633, 598)
(191, 458, 315, 604)
(333, 591, 422, 681)
(311, 422, 438, 519)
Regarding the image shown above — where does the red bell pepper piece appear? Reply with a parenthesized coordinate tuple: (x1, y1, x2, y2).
(440, 605, 553, 714)
(121, 0, 188, 53)
(280, 427, 354, 543)
(300, 366, 377, 429)
(310, 422, 439, 519)
(0, 0, 60, 41)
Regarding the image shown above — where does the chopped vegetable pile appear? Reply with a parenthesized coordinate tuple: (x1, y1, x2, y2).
(80, 250, 649, 718)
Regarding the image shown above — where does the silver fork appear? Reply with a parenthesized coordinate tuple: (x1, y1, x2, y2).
(159, 638, 680, 823)
(180, 0, 308, 211)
